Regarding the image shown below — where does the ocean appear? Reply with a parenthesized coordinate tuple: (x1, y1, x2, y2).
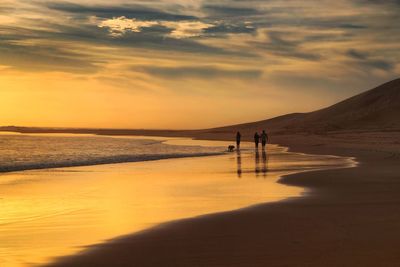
(0, 133, 225, 172)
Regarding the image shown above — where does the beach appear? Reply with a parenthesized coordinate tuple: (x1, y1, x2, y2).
(43, 132, 400, 267)
(0, 135, 355, 267)
(2, 0, 399, 265)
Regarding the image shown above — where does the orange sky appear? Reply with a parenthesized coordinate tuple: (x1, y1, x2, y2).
(0, 0, 399, 129)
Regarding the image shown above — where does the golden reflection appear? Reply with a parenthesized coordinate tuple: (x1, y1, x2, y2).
(236, 149, 242, 178)
(255, 150, 260, 176)
(0, 141, 355, 267)
(254, 149, 268, 177)
(261, 149, 268, 177)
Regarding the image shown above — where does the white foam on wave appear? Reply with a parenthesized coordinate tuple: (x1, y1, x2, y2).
(0, 134, 225, 173)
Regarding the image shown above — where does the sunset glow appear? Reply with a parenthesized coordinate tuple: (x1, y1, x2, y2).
(1, 0, 399, 128)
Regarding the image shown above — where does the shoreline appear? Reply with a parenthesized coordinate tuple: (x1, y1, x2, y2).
(0, 132, 357, 174)
(42, 134, 400, 267)
(2, 138, 351, 267)
(0, 133, 227, 174)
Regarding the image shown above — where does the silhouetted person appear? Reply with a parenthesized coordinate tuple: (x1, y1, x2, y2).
(254, 132, 260, 148)
(261, 130, 269, 149)
(236, 131, 241, 150)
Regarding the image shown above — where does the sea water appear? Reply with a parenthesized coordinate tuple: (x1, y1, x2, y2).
(0, 133, 356, 267)
(0, 133, 224, 172)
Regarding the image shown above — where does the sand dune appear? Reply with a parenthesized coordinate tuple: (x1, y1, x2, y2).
(208, 78, 400, 135)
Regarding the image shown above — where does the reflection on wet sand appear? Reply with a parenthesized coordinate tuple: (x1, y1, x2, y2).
(255, 150, 260, 175)
(236, 150, 242, 178)
(0, 142, 355, 267)
(239, 149, 269, 178)
(261, 149, 268, 177)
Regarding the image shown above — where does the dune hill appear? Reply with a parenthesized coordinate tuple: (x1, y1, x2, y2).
(206, 78, 400, 135)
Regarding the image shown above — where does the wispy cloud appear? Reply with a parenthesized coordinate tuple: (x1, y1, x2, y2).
(98, 17, 159, 37)
(45, 2, 197, 20)
(134, 65, 263, 79)
(346, 49, 395, 71)
(202, 4, 262, 17)
(98, 16, 214, 38)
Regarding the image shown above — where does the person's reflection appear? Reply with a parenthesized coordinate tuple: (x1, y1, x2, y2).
(236, 149, 242, 178)
(255, 150, 260, 177)
(261, 149, 268, 177)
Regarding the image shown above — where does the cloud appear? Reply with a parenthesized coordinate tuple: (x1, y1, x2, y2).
(346, 49, 395, 71)
(0, 3, 13, 13)
(355, 0, 400, 6)
(202, 5, 262, 17)
(46, 2, 196, 20)
(347, 49, 368, 60)
(251, 31, 322, 61)
(162, 21, 215, 38)
(365, 60, 394, 71)
(338, 23, 367, 29)
(134, 65, 263, 79)
(0, 42, 101, 73)
(98, 16, 214, 39)
(204, 22, 256, 34)
(98, 17, 159, 37)
(0, 0, 399, 81)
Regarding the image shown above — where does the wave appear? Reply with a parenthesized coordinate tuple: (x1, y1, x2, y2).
(0, 152, 224, 173)
(0, 134, 228, 173)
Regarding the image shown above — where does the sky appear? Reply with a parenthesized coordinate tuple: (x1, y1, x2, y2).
(0, 0, 399, 129)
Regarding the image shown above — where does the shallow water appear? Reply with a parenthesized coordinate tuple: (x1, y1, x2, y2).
(0, 137, 355, 267)
(0, 133, 224, 172)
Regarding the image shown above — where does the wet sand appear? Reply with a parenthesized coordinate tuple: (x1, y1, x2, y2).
(45, 133, 400, 267)
(0, 140, 353, 267)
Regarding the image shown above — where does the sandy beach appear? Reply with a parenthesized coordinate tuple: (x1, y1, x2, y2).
(0, 136, 354, 267)
(2, 0, 399, 265)
(43, 133, 400, 267)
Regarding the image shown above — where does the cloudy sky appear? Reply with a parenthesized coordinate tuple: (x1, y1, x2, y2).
(0, 0, 399, 128)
